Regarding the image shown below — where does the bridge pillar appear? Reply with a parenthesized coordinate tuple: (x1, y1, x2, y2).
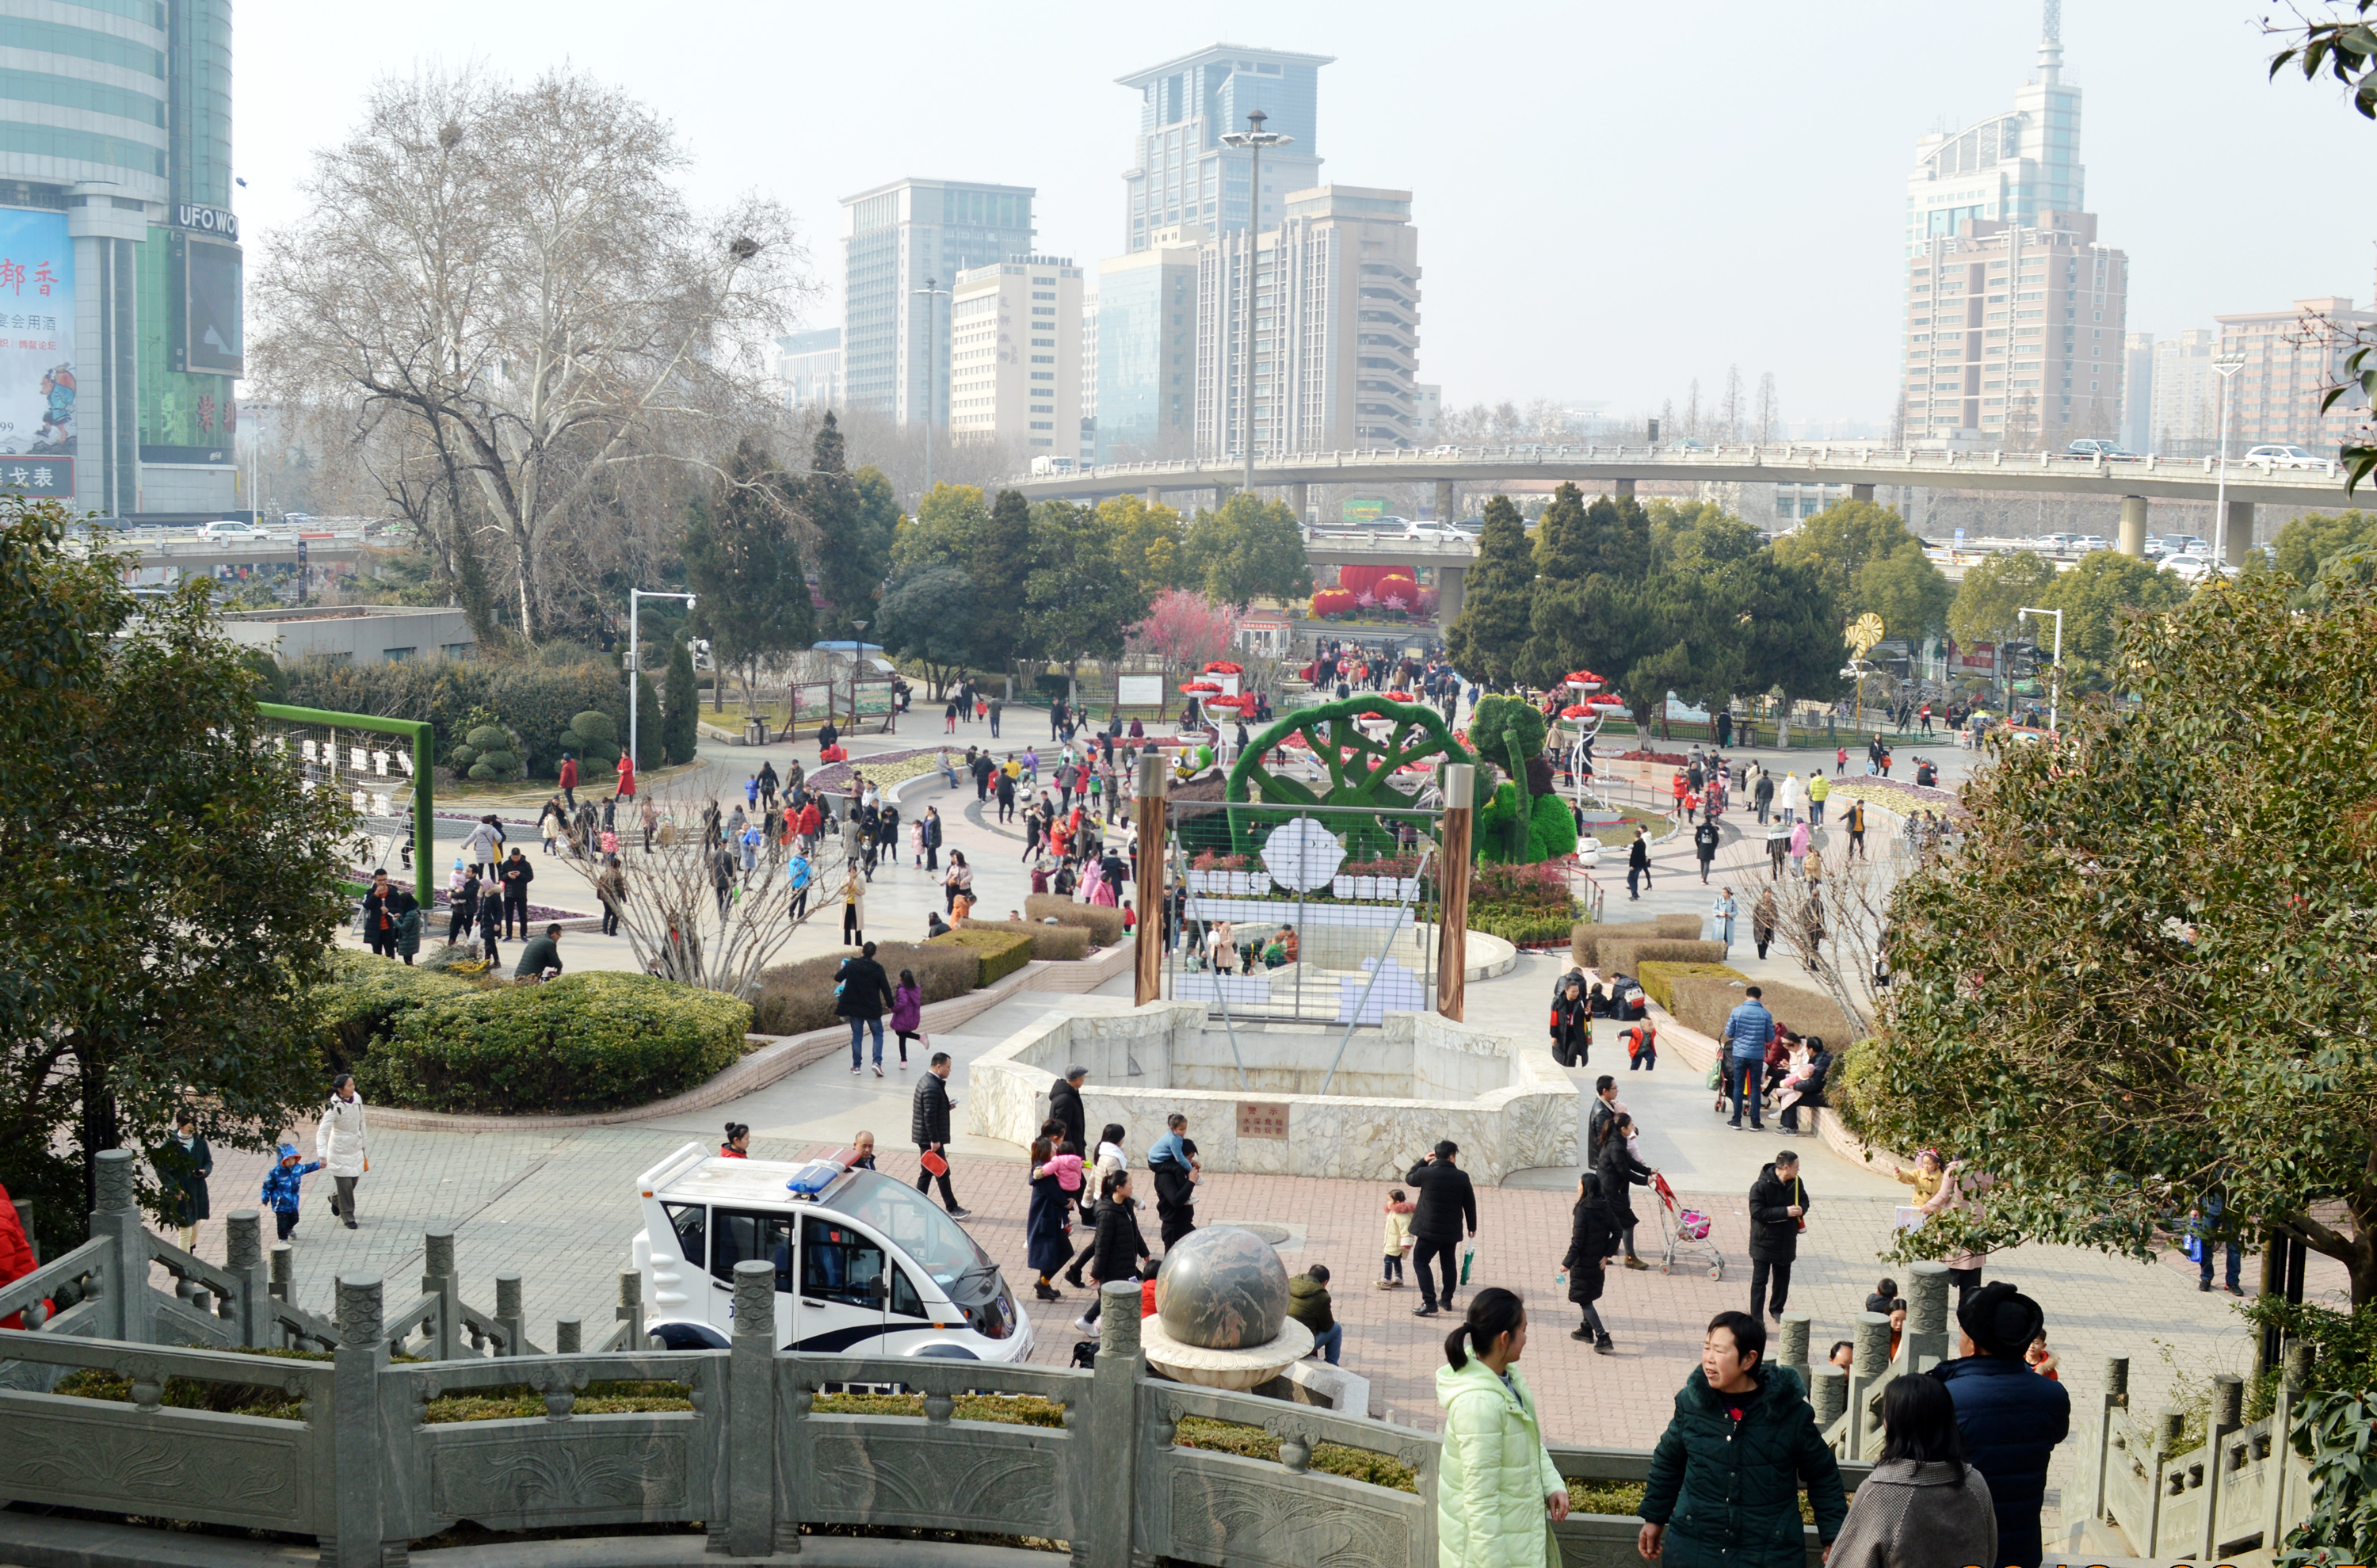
(2118, 495, 2148, 557)
(1289, 482, 1309, 523)
(1435, 564, 1467, 624)
(1850, 483, 1875, 503)
(1435, 478, 1455, 523)
(1143, 486, 1160, 506)
(1215, 483, 1236, 511)
(2225, 501, 2256, 569)
(1612, 478, 1635, 499)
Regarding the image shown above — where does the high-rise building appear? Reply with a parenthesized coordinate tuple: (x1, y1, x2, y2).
(1078, 284, 1098, 464)
(2214, 297, 2377, 454)
(1898, 211, 2127, 447)
(2121, 332, 2154, 452)
(1116, 44, 1330, 254)
(948, 255, 1082, 455)
(1095, 225, 1204, 462)
(1194, 185, 1421, 457)
(1905, 9, 2082, 252)
(0, 0, 242, 521)
(2150, 328, 2220, 458)
(840, 178, 1035, 429)
(1413, 383, 1442, 442)
(773, 328, 842, 411)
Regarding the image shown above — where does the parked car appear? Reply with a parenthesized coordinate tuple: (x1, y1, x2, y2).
(2165, 551, 2232, 583)
(198, 519, 266, 542)
(2066, 439, 2141, 461)
(2072, 534, 2109, 552)
(2032, 532, 2080, 552)
(629, 1142, 1032, 1359)
(2243, 444, 2324, 469)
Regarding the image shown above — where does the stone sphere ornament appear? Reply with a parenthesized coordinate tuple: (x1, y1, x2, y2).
(1154, 1225, 1290, 1349)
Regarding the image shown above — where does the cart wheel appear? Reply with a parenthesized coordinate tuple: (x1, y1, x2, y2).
(1708, 1264, 1723, 1282)
(1658, 1261, 1672, 1275)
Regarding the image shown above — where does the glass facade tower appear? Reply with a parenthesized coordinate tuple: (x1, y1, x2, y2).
(1116, 44, 1331, 254)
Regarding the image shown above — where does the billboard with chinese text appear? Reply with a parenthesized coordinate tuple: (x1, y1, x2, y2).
(0, 208, 73, 483)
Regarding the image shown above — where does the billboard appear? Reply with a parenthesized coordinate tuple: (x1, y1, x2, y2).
(0, 208, 74, 475)
(1341, 496, 1386, 523)
(185, 237, 243, 377)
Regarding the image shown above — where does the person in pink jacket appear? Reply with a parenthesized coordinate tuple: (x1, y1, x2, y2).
(1788, 818, 1811, 877)
(889, 969, 923, 1069)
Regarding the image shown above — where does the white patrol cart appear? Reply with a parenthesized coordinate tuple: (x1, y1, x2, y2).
(629, 1142, 1032, 1361)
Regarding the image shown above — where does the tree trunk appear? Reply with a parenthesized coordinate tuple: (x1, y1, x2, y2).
(77, 1047, 116, 1224)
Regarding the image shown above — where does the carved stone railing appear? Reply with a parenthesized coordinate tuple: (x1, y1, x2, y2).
(2084, 1345, 2315, 1563)
(0, 1150, 2321, 1568)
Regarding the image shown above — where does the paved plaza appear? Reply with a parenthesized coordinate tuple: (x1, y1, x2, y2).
(243, 707, 2356, 1535)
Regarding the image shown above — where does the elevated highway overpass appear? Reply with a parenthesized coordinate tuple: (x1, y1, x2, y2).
(1009, 443, 2360, 569)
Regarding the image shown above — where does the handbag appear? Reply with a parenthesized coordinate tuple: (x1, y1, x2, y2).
(920, 1149, 949, 1177)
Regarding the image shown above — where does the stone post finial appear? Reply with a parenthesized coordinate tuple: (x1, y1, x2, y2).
(337, 1276, 383, 1349)
(1811, 1365, 1848, 1429)
(1776, 1313, 1810, 1381)
(1098, 1280, 1143, 1362)
(1851, 1310, 1892, 1377)
(93, 1148, 136, 1215)
(224, 1211, 261, 1271)
(423, 1229, 456, 1279)
(731, 1260, 774, 1341)
(495, 1272, 523, 1318)
(1906, 1261, 1950, 1336)
(2104, 1356, 2129, 1406)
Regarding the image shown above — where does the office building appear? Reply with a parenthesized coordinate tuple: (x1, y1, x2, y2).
(2213, 296, 2377, 453)
(1905, 11, 2083, 253)
(1898, 210, 2127, 448)
(2148, 328, 2219, 457)
(2123, 331, 2154, 452)
(1414, 383, 1441, 441)
(773, 328, 842, 410)
(1117, 44, 1330, 254)
(948, 255, 1082, 453)
(1194, 185, 1422, 456)
(1079, 285, 1097, 464)
(841, 178, 1036, 428)
(1096, 226, 1204, 462)
(0, 0, 242, 521)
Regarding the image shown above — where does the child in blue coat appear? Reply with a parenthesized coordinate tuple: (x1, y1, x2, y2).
(261, 1143, 322, 1241)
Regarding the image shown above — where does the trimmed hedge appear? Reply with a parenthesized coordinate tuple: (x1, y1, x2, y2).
(1570, 916, 1704, 969)
(1469, 906, 1584, 948)
(752, 942, 980, 1036)
(280, 652, 630, 780)
(312, 951, 481, 1077)
(931, 928, 1036, 984)
(1595, 937, 1729, 977)
(1636, 960, 1749, 1013)
(1024, 894, 1127, 947)
(357, 973, 751, 1114)
(1658, 971, 1856, 1047)
(960, 918, 1091, 962)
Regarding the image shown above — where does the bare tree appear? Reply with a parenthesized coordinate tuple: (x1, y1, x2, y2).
(1754, 372, 1779, 444)
(1767, 837, 1907, 1040)
(602, 772, 850, 998)
(252, 67, 815, 643)
(1720, 365, 1745, 443)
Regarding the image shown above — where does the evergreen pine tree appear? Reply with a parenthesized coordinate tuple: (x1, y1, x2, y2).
(662, 632, 700, 764)
(635, 671, 663, 769)
(806, 412, 893, 639)
(1443, 494, 1533, 687)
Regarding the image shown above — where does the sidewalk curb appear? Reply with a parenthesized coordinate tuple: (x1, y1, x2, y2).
(368, 939, 1139, 1132)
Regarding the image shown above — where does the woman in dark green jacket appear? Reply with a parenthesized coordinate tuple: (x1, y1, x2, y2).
(1639, 1310, 1846, 1566)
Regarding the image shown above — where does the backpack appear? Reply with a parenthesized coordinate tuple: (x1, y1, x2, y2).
(1070, 1339, 1098, 1369)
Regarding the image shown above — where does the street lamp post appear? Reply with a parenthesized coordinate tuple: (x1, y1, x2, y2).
(628, 589, 696, 769)
(1219, 109, 1292, 498)
(2211, 350, 2248, 567)
(2017, 605, 2063, 736)
(911, 278, 950, 496)
(849, 620, 869, 731)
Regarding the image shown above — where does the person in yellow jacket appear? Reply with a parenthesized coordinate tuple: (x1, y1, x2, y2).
(1435, 1288, 1568, 1566)
(1805, 769, 1830, 826)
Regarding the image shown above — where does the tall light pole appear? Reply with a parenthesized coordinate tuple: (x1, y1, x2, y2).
(911, 277, 950, 496)
(628, 589, 696, 768)
(2211, 350, 2247, 567)
(1219, 109, 1292, 498)
(2017, 605, 2062, 735)
(849, 619, 869, 730)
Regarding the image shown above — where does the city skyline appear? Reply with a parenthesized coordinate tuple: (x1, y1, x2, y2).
(234, 0, 2371, 433)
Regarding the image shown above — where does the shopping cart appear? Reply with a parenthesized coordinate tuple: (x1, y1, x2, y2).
(1653, 1171, 1724, 1281)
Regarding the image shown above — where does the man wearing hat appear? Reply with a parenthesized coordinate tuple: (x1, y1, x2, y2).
(1929, 1281, 2070, 1568)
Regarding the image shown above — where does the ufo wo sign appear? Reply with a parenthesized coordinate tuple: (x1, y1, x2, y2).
(1261, 816, 1345, 893)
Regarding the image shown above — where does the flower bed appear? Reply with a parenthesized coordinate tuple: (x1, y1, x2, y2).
(807, 746, 950, 796)
(1613, 748, 1688, 765)
(1824, 775, 1967, 817)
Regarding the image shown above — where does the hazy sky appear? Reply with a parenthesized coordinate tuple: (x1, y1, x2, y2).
(238, 0, 2371, 431)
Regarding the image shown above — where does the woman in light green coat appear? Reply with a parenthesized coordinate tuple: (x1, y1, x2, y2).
(1435, 1288, 1570, 1568)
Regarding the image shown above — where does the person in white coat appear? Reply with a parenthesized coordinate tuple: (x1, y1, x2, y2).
(316, 1074, 368, 1229)
(1777, 771, 1803, 826)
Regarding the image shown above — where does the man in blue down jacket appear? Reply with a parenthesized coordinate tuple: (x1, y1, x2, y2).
(1929, 1280, 2070, 1568)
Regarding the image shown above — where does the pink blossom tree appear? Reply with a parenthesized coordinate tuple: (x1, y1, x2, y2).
(1128, 588, 1241, 673)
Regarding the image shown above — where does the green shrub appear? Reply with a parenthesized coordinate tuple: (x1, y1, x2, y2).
(931, 928, 1034, 983)
(280, 652, 626, 780)
(751, 942, 980, 1036)
(465, 723, 509, 751)
(360, 973, 750, 1113)
(311, 950, 479, 1077)
(1570, 915, 1701, 968)
(1467, 906, 1583, 948)
(1024, 893, 1127, 946)
(1636, 960, 1749, 1013)
(960, 918, 1090, 961)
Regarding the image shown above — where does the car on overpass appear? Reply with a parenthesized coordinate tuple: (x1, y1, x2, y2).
(2243, 443, 2324, 470)
(198, 520, 268, 542)
(2073, 534, 2109, 552)
(2065, 439, 2142, 461)
(1400, 521, 1468, 542)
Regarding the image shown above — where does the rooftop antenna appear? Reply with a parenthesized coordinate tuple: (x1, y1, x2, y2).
(2037, 0, 2063, 82)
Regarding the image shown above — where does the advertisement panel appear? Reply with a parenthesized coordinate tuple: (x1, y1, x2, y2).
(1340, 496, 1386, 523)
(1952, 641, 1996, 675)
(185, 237, 243, 377)
(0, 208, 74, 483)
(1116, 674, 1165, 710)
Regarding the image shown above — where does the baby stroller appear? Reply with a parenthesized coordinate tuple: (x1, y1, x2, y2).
(1652, 1171, 1723, 1281)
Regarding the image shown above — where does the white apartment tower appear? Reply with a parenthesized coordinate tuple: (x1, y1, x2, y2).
(1194, 186, 1422, 457)
(949, 256, 1083, 454)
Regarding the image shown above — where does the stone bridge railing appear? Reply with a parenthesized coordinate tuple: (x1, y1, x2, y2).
(1, 1150, 1955, 1568)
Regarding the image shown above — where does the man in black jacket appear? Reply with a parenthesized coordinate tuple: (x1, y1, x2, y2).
(836, 940, 895, 1077)
(1626, 828, 1651, 899)
(1402, 1140, 1477, 1318)
(1930, 1283, 2070, 1568)
(1048, 1066, 1092, 1222)
(1692, 818, 1720, 883)
(498, 848, 534, 939)
(910, 1051, 969, 1217)
(1747, 1151, 1808, 1320)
